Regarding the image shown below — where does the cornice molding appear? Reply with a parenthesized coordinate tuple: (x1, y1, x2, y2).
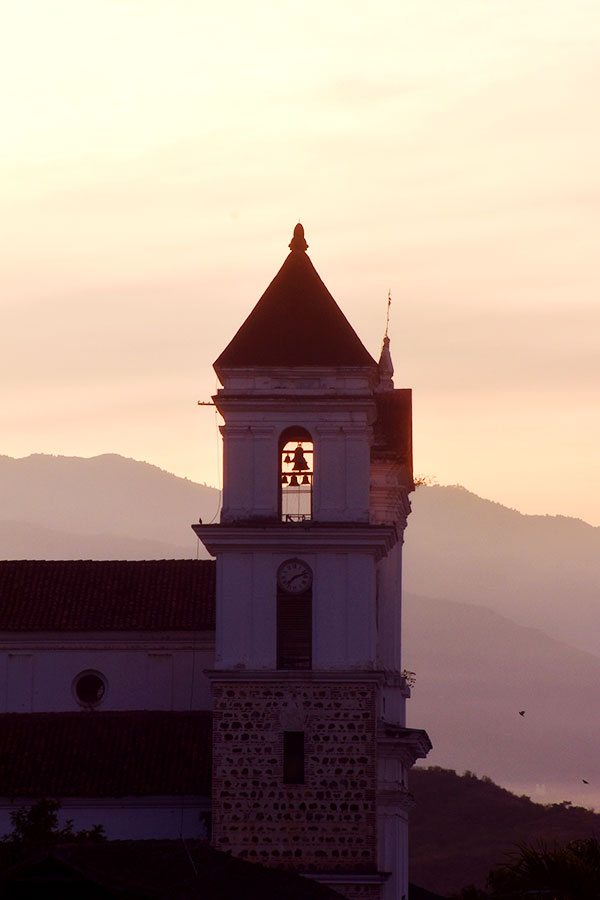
(193, 522, 398, 559)
(206, 669, 387, 684)
(377, 723, 433, 765)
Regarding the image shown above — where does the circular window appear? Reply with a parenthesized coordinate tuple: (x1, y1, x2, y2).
(73, 671, 106, 708)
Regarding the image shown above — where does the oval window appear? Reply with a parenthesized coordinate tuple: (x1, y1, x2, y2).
(74, 671, 106, 708)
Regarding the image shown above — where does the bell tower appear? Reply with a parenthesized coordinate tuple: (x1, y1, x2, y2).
(194, 225, 430, 900)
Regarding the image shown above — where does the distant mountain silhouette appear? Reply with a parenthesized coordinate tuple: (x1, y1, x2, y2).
(0, 520, 189, 561)
(0, 454, 219, 559)
(2, 455, 599, 811)
(404, 484, 600, 655)
(3, 458, 597, 653)
(403, 591, 600, 810)
(409, 766, 600, 895)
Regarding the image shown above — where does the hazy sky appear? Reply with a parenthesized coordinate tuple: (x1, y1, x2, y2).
(2, 0, 599, 524)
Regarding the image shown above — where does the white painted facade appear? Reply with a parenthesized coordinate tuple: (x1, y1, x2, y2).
(196, 296, 430, 899)
(201, 366, 395, 674)
(218, 369, 376, 525)
(0, 228, 430, 890)
(0, 797, 210, 843)
(0, 632, 214, 713)
(0, 631, 214, 841)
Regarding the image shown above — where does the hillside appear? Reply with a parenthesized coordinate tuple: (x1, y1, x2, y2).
(2, 454, 599, 811)
(0, 520, 188, 561)
(402, 592, 600, 810)
(2, 457, 598, 655)
(0, 454, 219, 559)
(404, 484, 600, 656)
(409, 767, 600, 896)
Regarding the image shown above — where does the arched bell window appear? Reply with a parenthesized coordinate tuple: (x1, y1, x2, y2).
(279, 427, 313, 522)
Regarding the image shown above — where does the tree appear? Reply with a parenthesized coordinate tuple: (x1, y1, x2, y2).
(413, 474, 437, 487)
(3, 798, 105, 854)
(488, 837, 600, 899)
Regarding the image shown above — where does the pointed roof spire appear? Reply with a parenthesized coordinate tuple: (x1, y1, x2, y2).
(213, 225, 376, 373)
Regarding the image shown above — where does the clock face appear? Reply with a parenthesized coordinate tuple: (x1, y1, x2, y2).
(277, 558, 313, 594)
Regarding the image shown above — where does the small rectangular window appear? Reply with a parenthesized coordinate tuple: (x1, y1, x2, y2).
(283, 731, 305, 784)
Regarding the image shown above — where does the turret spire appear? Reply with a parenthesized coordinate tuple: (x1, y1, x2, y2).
(377, 335, 395, 391)
(378, 292, 394, 391)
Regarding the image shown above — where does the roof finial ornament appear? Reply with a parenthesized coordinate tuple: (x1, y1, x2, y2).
(385, 289, 391, 338)
(289, 222, 308, 252)
(377, 290, 394, 391)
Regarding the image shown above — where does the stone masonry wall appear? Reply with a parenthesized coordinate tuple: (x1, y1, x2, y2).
(211, 679, 378, 874)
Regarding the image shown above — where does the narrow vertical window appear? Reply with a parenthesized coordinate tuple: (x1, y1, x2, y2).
(279, 427, 313, 522)
(277, 559, 312, 670)
(283, 731, 305, 784)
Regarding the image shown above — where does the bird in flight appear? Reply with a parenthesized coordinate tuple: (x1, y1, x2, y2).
(519, 710, 526, 717)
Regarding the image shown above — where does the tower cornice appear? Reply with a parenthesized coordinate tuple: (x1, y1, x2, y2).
(377, 723, 433, 765)
(192, 522, 399, 559)
(213, 394, 377, 416)
(205, 669, 389, 683)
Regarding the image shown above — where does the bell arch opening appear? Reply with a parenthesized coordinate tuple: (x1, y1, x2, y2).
(279, 426, 313, 522)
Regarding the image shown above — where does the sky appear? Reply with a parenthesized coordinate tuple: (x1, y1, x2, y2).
(2, 0, 599, 524)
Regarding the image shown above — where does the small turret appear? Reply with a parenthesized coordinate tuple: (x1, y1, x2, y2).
(377, 335, 395, 391)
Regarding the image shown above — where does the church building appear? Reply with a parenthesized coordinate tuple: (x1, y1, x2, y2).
(0, 225, 430, 900)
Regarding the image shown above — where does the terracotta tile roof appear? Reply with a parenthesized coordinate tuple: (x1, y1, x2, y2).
(214, 232, 376, 372)
(0, 560, 215, 631)
(0, 840, 346, 898)
(0, 711, 212, 797)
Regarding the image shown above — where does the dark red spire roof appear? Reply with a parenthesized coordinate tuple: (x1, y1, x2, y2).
(214, 225, 376, 373)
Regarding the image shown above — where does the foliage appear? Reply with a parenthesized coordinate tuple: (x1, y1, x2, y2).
(401, 668, 417, 688)
(488, 837, 600, 899)
(3, 798, 106, 853)
(409, 767, 600, 896)
(413, 474, 437, 486)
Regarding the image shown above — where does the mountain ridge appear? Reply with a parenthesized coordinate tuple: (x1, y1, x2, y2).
(1, 453, 599, 812)
(0, 453, 220, 558)
(409, 766, 600, 895)
(403, 590, 600, 810)
(404, 482, 600, 655)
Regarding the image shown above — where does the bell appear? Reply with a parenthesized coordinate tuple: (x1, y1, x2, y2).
(281, 474, 288, 484)
(292, 444, 309, 471)
(284, 454, 291, 464)
(289, 474, 299, 487)
(301, 475, 310, 485)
